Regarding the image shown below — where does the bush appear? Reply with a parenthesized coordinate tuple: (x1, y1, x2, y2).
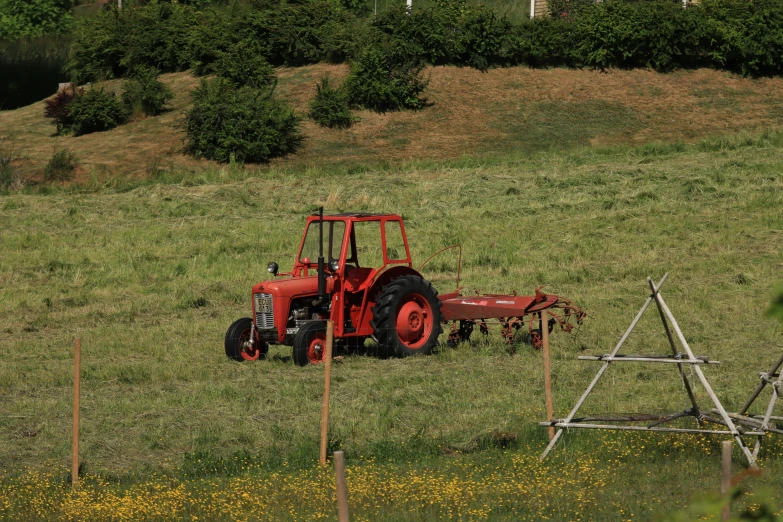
(569, 0, 707, 72)
(121, 66, 174, 117)
(44, 148, 76, 182)
(0, 0, 74, 40)
(242, 0, 357, 66)
(68, 88, 126, 136)
(309, 77, 353, 128)
(184, 78, 303, 163)
(345, 38, 428, 112)
(373, 0, 517, 71)
(43, 85, 83, 135)
(186, 6, 239, 75)
(67, 1, 198, 83)
(213, 40, 275, 89)
(702, 0, 783, 76)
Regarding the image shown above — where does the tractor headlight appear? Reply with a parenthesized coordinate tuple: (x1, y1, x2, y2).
(329, 260, 339, 272)
(267, 262, 279, 275)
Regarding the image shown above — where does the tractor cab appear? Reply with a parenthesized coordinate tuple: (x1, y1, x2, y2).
(225, 211, 443, 365)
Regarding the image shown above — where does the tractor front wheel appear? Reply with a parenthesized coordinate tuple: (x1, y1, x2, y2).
(293, 321, 328, 366)
(371, 275, 443, 358)
(225, 317, 268, 362)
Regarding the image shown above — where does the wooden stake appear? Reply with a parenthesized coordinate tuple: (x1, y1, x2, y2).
(541, 311, 554, 441)
(721, 440, 732, 522)
(334, 450, 350, 522)
(72, 338, 81, 489)
(320, 321, 334, 465)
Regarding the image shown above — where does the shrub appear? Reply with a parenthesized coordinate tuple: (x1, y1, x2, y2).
(120, 0, 197, 73)
(68, 88, 126, 136)
(44, 148, 76, 182)
(241, 0, 356, 66)
(186, 6, 240, 75)
(309, 77, 353, 128)
(570, 0, 706, 72)
(702, 0, 783, 76)
(345, 39, 428, 112)
(121, 66, 174, 117)
(184, 78, 303, 163)
(0, 0, 74, 40)
(43, 85, 83, 135)
(513, 17, 576, 67)
(66, 7, 125, 83)
(67, 1, 198, 83)
(213, 40, 275, 89)
(373, 0, 517, 71)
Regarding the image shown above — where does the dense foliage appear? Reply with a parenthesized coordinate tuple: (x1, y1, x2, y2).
(68, 87, 126, 136)
(345, 37, 428, 112)
(213, 39, 275, 89)
(67, 0, 196, 83)
(309, 77, 353, 128)
(0, 0, 73, 40)
(372, 1, 518, 71)
(184, 78, 303, 163)
(64, 0, 783, 82)
(121, 66, 174, 117)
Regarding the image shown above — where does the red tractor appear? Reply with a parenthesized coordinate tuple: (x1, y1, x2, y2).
(225, 210, 584, 365)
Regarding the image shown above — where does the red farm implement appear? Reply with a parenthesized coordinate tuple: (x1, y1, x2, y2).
(225, 210, 585, 365)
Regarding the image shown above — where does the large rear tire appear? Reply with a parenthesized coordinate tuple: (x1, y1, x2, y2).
(225, 317, 268, 361)
(370, 275, 443, 358)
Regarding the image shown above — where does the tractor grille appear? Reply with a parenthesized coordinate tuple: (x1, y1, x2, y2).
(254, 293, 274, 330)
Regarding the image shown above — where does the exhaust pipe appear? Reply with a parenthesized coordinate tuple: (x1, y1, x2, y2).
(317, 206, 326, 301)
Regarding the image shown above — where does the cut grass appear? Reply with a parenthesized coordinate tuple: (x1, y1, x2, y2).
(3, 66, 783, 185)
(0, 129, 782, 519)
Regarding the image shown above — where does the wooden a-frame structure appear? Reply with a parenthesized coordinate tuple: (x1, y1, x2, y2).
(539, 273, 759, 467)
(721, 352, 783, 459)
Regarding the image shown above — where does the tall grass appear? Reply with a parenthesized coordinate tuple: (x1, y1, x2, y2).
(0, 35, 71, 110)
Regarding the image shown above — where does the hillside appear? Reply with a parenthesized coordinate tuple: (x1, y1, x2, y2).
(2, 65, 783, 185)
(1, 126, 782, 519)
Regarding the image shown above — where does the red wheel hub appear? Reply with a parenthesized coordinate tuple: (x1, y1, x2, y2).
(239, 328, 261, 361)
(307, 332, 328, 364)
(396, 293, 433, 350)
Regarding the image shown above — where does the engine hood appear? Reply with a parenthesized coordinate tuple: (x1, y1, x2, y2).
(253, 276, 319, 298)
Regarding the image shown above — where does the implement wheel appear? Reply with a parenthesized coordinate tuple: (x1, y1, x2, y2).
(293, 321, 328, 366)
(371, 275, 443, 358)
(225, 317, 268, 361)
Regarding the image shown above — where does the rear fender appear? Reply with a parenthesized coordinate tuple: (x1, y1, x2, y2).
(354, 266, 422, 334)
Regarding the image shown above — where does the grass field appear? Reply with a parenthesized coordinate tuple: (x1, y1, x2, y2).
(1, 124, 782, 519)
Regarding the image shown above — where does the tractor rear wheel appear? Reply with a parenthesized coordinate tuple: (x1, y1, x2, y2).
(371, 275, 443, 358)
(225, 317, 268, 361)
(293, 321, 328, 366)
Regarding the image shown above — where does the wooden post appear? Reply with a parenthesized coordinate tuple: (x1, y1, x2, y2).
(721, 440, 732, 522)
(320, 321, 334, 465)
(334, 450, 350, 522)
(72, 338, 81, 489)
(541, 311, 554, 441)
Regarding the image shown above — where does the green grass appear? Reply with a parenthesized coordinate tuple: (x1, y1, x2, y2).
(1, 131, 783, 520)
